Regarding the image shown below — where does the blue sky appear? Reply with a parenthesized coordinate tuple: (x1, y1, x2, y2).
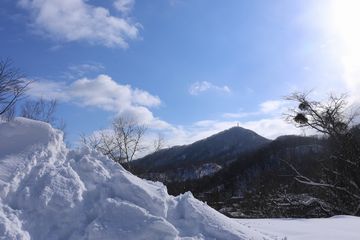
(1, 0, 359, 147)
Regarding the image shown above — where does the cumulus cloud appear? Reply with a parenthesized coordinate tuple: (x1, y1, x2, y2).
(29, 74, 164, 125)
(30, 76, 304, 150)
(18, 0, 139, 48)
(189, 81, 231, 95)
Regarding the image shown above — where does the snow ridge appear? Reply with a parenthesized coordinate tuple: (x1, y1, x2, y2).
(0, 118, 272, 240)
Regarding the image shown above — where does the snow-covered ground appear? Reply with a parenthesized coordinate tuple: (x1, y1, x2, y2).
(238, 216, 360, 240)
(1, 118, 359, 240)
(0, 118, 271, 240)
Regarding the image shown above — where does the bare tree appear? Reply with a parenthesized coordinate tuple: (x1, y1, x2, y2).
(1, 104, 15, 122)
(285, 92, 360, 215)
(80, 131, 119, 160)
(81, 116, 147, 169)
(112, 116, 147, 166)
(285, 92, 355, 137)
(21, 98, 57, 123)
(0, 59, 30, 118)
(153, 132, 165, 152)
(20, 97, 66, 133)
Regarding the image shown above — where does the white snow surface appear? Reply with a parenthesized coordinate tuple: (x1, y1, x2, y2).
(0, 118, 272, 240)
(238, 216, 360, 240)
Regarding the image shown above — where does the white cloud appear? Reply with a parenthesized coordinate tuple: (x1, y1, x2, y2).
(301, 1, 360, 104)
(240, 118, 302, 139)
(222, 112, 250, 119)
(329, 1, 360, 99)
(159, 117, 303, 148)
(31, 77, 305, 151)
(64, 63, 105, 79)
(161, 98, 302, 147)
(223, 99, 288, 120)
(29, 74, 163, 125)
(259, 100, 285, 113)
(189, 81, 231, 95)
(193, 118, 300, 140)
(68, 63, 104, 74)
(86, 116, 304, 159)
(132, 88, 161, 107)
(222, 109, 259, 119)
(110, 115, 305, 158)
(113, 0, 134, 14)
(28, 80, 69, 100)
(18, 0, 139, 48)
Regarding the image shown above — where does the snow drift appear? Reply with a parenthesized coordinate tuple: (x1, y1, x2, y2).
(0, 118, 272, 240)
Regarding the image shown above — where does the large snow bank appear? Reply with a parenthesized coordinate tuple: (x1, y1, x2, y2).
(0, 118, 272, 240)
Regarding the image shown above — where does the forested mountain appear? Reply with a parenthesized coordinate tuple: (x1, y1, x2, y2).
(133, 127, 327, 218)
(133, 126, 270, 181)
(166, 135, 326, 218)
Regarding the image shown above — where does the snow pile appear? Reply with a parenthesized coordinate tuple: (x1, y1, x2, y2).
(0, 118, 272, 240)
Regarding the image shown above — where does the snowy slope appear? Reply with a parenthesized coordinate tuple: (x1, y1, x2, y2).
(0, 118, 273, 240)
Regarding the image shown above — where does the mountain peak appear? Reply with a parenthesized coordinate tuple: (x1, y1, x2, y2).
(134, 126, 270, 172)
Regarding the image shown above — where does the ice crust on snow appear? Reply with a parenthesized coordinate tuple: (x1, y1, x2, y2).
(0, 118, 271, 240)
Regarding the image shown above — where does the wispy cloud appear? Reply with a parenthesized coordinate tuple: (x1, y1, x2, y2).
(259, 100, 286, 113)
(223, 99, 288, 120)
(189, 81, 231, 95)
(159, 117, 302, 148)
(222, 112, 252, 119)
(18, 0, 140, 48)
(169, 0, 184, 7)
(64, 62, 105, 79)
(113, 0, 135, 14)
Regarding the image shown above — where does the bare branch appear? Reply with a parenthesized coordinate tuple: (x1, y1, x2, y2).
(80, 115, 148, 170)
(153, 132, 165, 152)
(0, 59, 31, 119)
(283, 92, 360, 215)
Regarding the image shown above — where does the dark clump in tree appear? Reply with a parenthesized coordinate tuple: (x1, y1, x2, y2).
(0, 59, 30, 119)
(285, 92, 360, 216)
